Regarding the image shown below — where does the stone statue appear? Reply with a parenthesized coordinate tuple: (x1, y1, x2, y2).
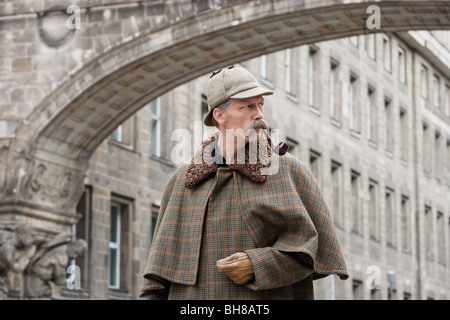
(0, 222, 36, 298)
(24, 233, 87, 298)
(0, 221, 87, 299)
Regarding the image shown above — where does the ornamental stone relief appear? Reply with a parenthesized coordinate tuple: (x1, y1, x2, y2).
(0, 221, 87, 299)
(22, 161, 85, 210)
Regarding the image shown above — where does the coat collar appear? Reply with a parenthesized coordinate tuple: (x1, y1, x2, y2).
(185, 131, 272, 189)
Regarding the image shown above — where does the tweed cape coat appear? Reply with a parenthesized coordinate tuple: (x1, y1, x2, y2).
(139, 132, 348, 300)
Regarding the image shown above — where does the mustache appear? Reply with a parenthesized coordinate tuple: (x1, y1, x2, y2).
(244, 119, 289, 156)
(245, 119, 269, 131)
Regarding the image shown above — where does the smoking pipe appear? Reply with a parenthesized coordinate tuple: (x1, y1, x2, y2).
(267, 137, 289, 156)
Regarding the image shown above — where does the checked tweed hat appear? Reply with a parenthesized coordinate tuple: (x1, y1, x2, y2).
(203, 66, 273, 127)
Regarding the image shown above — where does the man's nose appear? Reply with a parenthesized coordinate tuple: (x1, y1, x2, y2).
(253, 107, 264, 120)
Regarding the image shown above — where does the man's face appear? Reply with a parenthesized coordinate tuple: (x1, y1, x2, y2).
(215, 96, 265, 134)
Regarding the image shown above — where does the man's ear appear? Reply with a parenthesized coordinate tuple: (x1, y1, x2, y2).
(213, 108, 225, 125)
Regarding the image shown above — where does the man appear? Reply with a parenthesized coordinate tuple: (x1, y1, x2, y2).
(138, 66, 348, 300)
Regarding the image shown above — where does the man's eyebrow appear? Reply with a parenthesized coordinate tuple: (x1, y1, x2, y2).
(241, 97, 264, 104)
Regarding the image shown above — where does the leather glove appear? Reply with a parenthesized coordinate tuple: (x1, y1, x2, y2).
(216, 252, 255, 284)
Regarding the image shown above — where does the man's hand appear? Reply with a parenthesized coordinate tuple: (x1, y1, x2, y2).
(216, 252, 255, 284)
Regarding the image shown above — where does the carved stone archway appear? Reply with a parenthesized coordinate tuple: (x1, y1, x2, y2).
(0, 0, 449, 298)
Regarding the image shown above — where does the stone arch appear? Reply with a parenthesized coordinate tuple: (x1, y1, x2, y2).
(14, 1, 450, 163)
(4, 0, 450, 219)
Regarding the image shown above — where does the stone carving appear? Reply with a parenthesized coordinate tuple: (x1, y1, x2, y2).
(0, 222, 36, 298)
(22, 161, 85, 211)
(24, 233, 87, 298)
(0, 151, 32, 198)
(0, 222, 87, 299)
(59, 172, 72, 198)
(30, 164, 46, 192)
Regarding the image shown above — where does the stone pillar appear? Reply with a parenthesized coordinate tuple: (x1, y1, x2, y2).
(0, 147, 88, 299)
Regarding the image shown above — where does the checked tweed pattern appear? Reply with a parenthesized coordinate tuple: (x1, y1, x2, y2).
(139, 148, 348, 300)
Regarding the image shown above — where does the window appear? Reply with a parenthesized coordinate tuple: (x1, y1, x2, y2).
(443, 83, 450, 117)
(398, 46, 406, 84)
(385, 97, 394, 153)
(437, 211, 445, 265)
(425, 205, 433, 261)
(286, 137, 300, 159)
(350, 35, 359, 47)
(308, 46, 319, 108)
(435, 132, 441, 181)
(111, 117, 135, 148)
(369, 180, 379, 241)
(385, 188, 396, 247)
(388, 287, 397, 300)
(309, 149, 321, 187)
(108, 198, 132, 293)
(420, 65, 429, 102)
(447, 140, 450, 185)
(400, 108, 408, 161)
(352, 280, 363, 300)
(432, 75, 440, 110)
(351, 170, 362, 234)
(387, 271, 397, 300)
(150, 204, 159, 242)
(284, 48, 299, 97)
(329, 59, 341, 121)
(331, 161, 343, 227)
(382, 35, 391, 72)
(74, 186, 92, 289)
(111, 126, 122, 142)
(109, 202, 121, 289)
(259, 53, 275, 83)
(284, 49, 291, 93)
(201, 95, 209, 141)
(349, 73, 360, 132)
(259, 55, 267, 79)
(401, 195, 411, 252)
(366, 34, 376, 60)
(367, 86, 377, 142)
(151, 98, 161, 157)
(423, 124, 431, 174)
(448, 217, 450, 264)
(371, 288, 381, 300)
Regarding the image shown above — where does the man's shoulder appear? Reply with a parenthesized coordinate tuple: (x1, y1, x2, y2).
(165, 163, 189, 188)
(174, 163, 189, 175)
(278, 152, 307, 171)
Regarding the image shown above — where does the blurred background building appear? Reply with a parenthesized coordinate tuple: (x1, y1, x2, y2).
(83, 31, 450, 300)
(0, 0, 449, 300)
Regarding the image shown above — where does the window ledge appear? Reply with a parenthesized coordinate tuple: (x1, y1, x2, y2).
(108, 288, 133, 300)
(385, 149, 394, 159)
(401, 248, 411, 255)
(109, 140, 136, 152)
(150, 155, 177, 168)
(53, 286, 91, 300)
(349, 129, 361, 140)
(368, 139, 378, 150)
(285, 91, 298, 104)
(308, 105, 321, 117)
(350, 229, 363, 237)
(400, 158, 408, 167)
(330, 117, 342, 129)
(260, 77, 275, 90)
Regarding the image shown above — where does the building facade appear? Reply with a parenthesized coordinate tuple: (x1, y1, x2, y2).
(72, 31, 450, 300)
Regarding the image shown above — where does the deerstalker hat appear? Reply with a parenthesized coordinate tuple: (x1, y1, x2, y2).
(203, 66, 273, 126)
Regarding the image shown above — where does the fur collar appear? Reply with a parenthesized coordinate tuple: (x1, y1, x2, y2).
(185, 131, 272, 189)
